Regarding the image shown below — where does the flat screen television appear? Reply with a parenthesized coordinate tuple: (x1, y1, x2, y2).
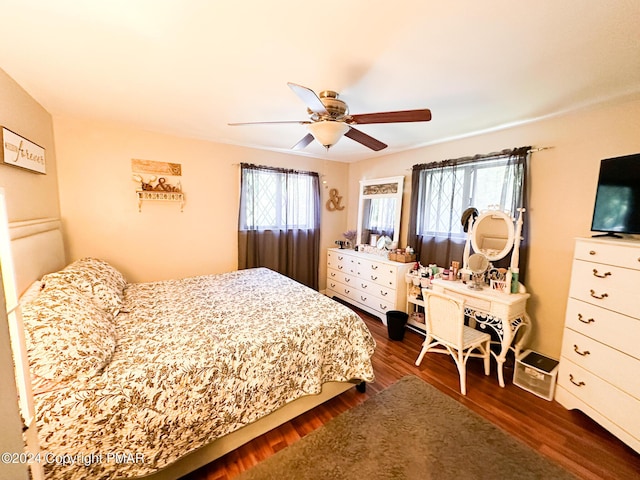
(590, 153, 640, 237)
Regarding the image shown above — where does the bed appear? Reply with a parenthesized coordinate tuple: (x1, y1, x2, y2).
(10, 218, 376, 480)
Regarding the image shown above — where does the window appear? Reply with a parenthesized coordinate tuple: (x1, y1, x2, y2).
(238, 163, 321, 289)
(408, 147, 529, 277)
(240, 164, 318, 231)
(414, 156, 523, 239)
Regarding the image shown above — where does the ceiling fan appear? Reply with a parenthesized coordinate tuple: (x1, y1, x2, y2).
(229, 82, 432, 151)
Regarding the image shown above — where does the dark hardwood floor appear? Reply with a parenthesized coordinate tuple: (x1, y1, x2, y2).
(183, 307, 640, 480)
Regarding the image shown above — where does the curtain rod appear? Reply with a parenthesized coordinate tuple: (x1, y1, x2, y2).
(405, 146, 553, 171)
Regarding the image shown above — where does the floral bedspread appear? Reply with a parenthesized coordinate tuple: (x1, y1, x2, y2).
(34, 268, 376, 479)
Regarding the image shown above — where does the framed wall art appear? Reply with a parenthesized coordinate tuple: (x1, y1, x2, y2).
(1, 127, 46, 174)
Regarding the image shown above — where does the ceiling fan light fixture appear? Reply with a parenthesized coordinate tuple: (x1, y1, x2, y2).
(307, 121, 349, 149)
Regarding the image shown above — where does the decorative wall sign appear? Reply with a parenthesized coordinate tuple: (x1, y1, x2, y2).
(1, 127, 46, 174)
(326, 188, 345, 211)
(131, 158, 182, 176)
(131, 159, 184, 212)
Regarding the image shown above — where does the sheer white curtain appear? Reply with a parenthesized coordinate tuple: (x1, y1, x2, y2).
(407, 147, 529, 280)
(362, 198, 397, 239)
(238, 164, 321, 289)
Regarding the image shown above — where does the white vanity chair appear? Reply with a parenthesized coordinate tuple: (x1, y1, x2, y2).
(420, 207, 531, 388)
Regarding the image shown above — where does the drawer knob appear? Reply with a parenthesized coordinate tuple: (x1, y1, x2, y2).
(361, 283, 367, 289)
(589, 250, 596, 255)
(589, 289, 608, 300)
(592, 269, 611, 279)
(345, 278, 350, 283)
(338, 265, 343, 270)
(361, 296, 367, 301)
(577, 313, 595, 324)
(338, 256, 344, 260)
(380, 291, 388, 296)
(573, 345, 591, 356)
(569, 374, 586, 387)
(380, 304, 388, 310)
(344, 289, 350, 294)
(371, 275, 378, 281)
(371, 265, 378, 270)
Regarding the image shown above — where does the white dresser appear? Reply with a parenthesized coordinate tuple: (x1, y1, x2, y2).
(326, 248, 412, 324)
(555, 237, 640, 453)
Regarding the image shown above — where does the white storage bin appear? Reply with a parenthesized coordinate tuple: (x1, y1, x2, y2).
(513, 350, 559, 401)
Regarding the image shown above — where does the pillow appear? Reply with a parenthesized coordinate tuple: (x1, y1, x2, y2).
(19, 280, 44, 304)
(41, 257, 126, 315)
(21, 284, 117, 383)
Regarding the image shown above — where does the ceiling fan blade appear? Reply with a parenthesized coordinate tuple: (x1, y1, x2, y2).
(228, 120, 310, 126)
(292, 133, 315, 150)
(287, 82, 329, 116)
(349, 109, 432, 124)
(344, 127, 387, 151)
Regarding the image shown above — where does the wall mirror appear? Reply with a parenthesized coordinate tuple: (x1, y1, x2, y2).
(356, 176, 404, 249)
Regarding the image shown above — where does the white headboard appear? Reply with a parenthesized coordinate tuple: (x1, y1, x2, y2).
(9, 218, 66, 296)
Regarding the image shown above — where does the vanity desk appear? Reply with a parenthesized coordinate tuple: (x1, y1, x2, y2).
(406, 206, 531, 388)
(406, 278, 531, 387)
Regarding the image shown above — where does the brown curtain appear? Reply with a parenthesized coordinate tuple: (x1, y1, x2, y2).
(238, 163, 321, 289)
(407, 147, 530, 283)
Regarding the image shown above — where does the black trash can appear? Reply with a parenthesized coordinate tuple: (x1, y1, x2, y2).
(386, 310, 409, 341)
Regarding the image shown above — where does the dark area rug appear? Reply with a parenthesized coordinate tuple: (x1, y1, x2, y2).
(235, 375, 576, 480)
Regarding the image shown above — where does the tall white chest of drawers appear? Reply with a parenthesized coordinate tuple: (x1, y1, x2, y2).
(326, 248, 412, 324)
(555, 237, 640, 453)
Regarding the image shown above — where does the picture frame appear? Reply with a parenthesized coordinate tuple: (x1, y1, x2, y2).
(1, 127, 46, 174)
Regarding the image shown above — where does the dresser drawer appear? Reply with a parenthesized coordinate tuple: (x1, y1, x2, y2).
(561, 328, 640, 399)
(356, 259, 397, 289)
(356, 277, 395, 301)
(557, 359, 640, 441)
(574, 239, 640, 270)
(358, 294, 395, 317)
(327, 251, 356, 275)
(329, 281, 359, 302)
(327, 268, 357, 287)
(565, 298, 640, 358)
(330, 284, 394, 317)
(569, 260, 639, 318)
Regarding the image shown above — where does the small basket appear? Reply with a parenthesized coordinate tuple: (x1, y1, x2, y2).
(389, 252, 416, 263)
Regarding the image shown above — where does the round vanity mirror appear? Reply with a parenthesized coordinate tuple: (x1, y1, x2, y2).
(470, 210, 515, 261)
(467, 253, 489, 290)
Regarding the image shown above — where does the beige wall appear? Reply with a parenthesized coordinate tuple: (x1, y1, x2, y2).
(53, 116, 349, 284)
(0, 67, 59, 480)
(347, 94, 640, 357)
(0, 68, 60, 222)
(5, 60, 640, 360)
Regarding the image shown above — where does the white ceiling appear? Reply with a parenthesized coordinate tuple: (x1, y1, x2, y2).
(1, 1, 639, 162)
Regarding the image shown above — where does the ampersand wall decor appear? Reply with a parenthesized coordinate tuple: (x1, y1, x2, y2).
(326, 188, 345, 211)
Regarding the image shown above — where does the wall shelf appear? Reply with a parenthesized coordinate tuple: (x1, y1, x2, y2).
(136, 190, 184, 212)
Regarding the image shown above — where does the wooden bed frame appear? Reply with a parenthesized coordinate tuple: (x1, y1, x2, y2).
(9, 217, 359, 479)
